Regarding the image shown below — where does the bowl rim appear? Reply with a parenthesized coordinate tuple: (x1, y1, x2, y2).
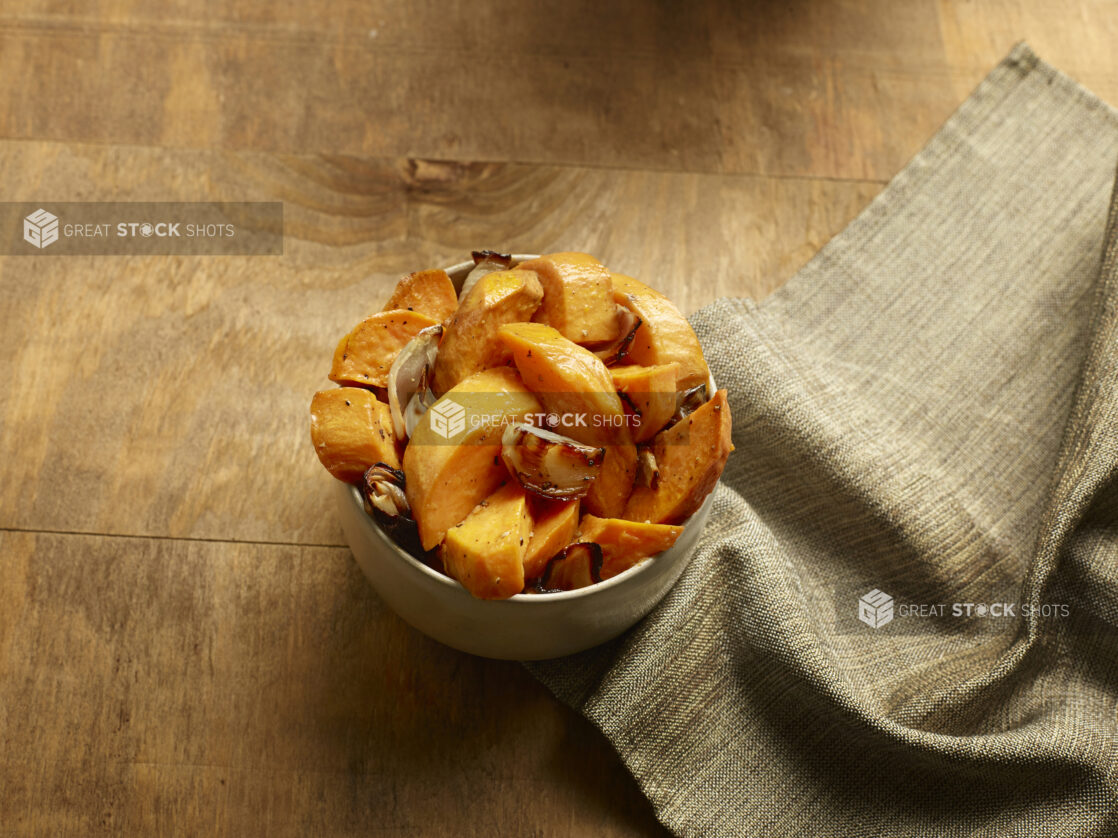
(349, 252, 715, 604)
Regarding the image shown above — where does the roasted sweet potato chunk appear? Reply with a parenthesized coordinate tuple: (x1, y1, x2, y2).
(330, 310, 440, 388)
(310, 388, 400, 481)
(610, 274, 710, 391)
(441, 482, 532, 600)
(383, 269, 458, 322)
(624, 389, 733, 524)
(498, 321, 628, 448)
(520, 253, 620, 344)
(523, 498, 580, 580)
(610, 363, 679, 443)
(577, 515, 683, 579)
(432, 269, 544, 394)
(404, 367, 541, 550)
(582, 442, 637, 519)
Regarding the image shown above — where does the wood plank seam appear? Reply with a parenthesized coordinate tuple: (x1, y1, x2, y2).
(0, 526, 349, 551)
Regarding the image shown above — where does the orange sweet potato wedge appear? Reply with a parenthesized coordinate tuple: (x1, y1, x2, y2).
(383, 268, 458, 322)
(578, 515, 683, 580)
(498, 321, 628, 448)
(330, 309, 440, 388)
(523, 498, 579, 580)
(610, 363, 679, 443)
(442, 482, 533, 599)
(432, 269, 544, 394)
(404, 367, 541, 550)
(623, 389, 733, 524)
(520, 253, 620, 344)
(310, 388, 400, 481)
(610, 274, 710, 391)
(583, 442, 637, 518)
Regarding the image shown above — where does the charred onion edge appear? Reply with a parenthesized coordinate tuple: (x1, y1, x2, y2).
(388, 323, 443, 441)
(361, 463, 433, 562)
(460, 251, 515, 299)
(617, 390, 643, 418)
(500, 422, 605, 500)
(533, 542, 604, 593)
(592, 308, 642, 365)
(361, 463, 411, 519)
(669, 382, 709, 427)
(617, 390, 649, 439)
(470, 250, 513, 266)
(635, 447, 661, 489)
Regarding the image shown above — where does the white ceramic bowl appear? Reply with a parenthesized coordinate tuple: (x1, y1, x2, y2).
(335, 256, 714, 660)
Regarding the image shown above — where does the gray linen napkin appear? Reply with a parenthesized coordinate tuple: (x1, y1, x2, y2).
(528, 44, 1118, 837)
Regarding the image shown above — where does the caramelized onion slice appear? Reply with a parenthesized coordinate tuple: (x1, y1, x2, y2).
(591, 307, 641, 365)
(362, 463, 410, 518)
(361, 463, 428, 560)
(472, 249, 513, 266)
(388, 324, 442, 441)
(500, 422, 605, 500)
(668, 382, 709, 428)
(533, 543, 604, 593)
(459, 250, 514, 299)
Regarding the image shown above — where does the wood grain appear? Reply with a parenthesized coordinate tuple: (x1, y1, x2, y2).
(0, 139, 880, 545)
(0, 2, 1112, 179)
(2, 2, 1114, 835)
(0, 530, 667, 836)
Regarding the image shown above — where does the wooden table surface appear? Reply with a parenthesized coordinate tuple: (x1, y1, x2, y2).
(1, 2, 1114, 834)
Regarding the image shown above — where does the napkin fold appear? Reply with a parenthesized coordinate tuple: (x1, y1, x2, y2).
(528, 44, 1118, 837)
